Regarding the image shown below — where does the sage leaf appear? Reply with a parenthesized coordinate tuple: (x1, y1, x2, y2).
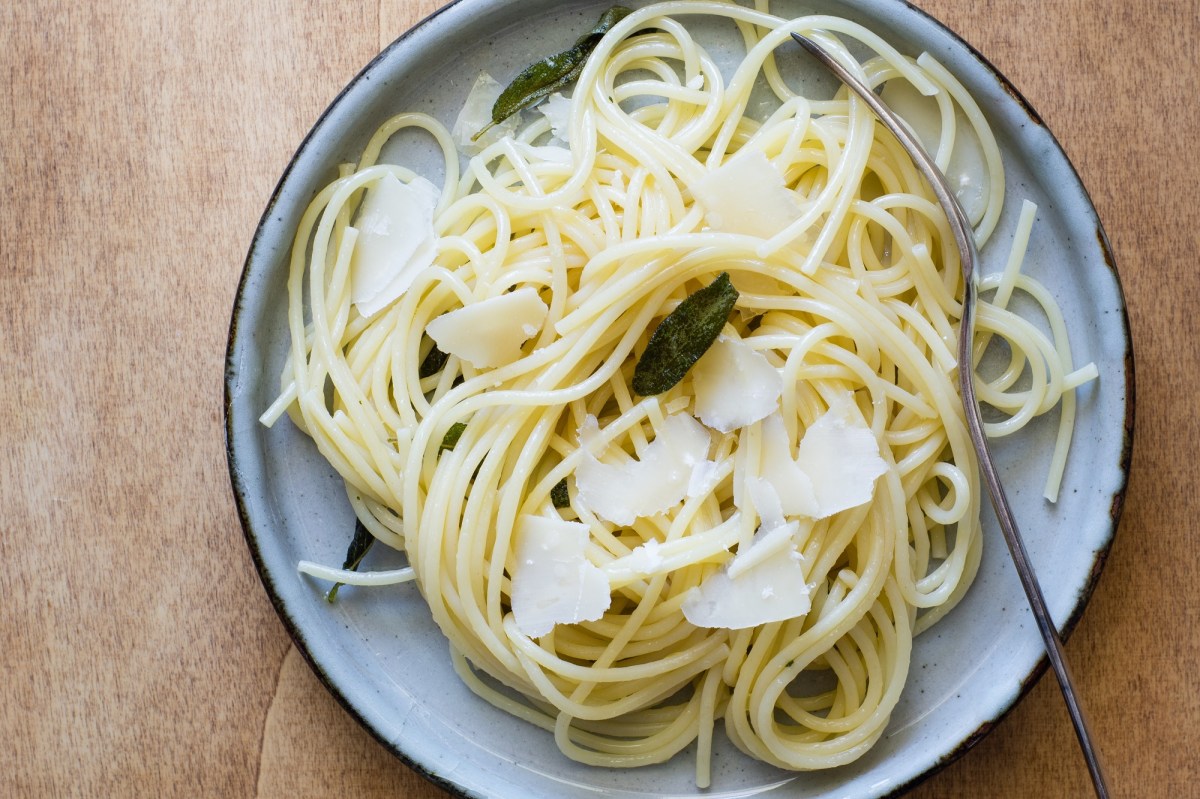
(326, 519, 375, 603)
(551, 478, 570, 509)
(440, 421, 468, 452)
(418, 339, 448, 379)
(476, 6, 633, 139)
(632, 273, 739, 396)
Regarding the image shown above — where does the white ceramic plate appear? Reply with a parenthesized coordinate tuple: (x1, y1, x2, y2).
(225, 1, 1133, 796)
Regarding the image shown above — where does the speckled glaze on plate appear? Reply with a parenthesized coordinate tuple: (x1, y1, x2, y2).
(224, 1, 1133, 796)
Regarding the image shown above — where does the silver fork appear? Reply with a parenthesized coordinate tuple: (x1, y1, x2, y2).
(791, 31, 1110, 798)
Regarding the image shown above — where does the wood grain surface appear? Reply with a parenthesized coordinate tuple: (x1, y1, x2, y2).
(1, 0, 1194, 796)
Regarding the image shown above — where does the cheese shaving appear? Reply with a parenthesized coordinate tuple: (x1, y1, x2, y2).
(511, 515, 610, 638)
(576, 412, 712, 526)
(796, 395, 889, 518)
(426, 287, 548, 369)
(693, 148, 801, 239)
(759, 413, 820, 518)
(452, 72, 522, 155)
(692, 335, 782, 432)
(538, 92, 572, 144)
(682, 521, 809, 629)
(350, 173, 439, 318)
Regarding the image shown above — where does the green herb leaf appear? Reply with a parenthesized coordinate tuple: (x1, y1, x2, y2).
(326, 519, 375, 603)
(632, 272, 739, 396)
(551, 478, 570, 509)
(476, 6, 633, 139)
(418, 339, 448, 379)
(440, 421, 468, 452)
(572, 6, 634, 53)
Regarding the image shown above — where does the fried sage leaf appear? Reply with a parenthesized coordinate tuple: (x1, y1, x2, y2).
(475, 6, 633, 140)
(440, 421, 468, 452)
(632, 273, 739, 396)
(551, 478, 570, 509)
(418, 339, 448, 379)
(326, 519, 375, 603)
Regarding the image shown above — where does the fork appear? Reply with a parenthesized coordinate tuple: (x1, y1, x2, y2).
(791, 31, 1110, 799)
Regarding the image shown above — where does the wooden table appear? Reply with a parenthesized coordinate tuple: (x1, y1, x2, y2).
(2, 1, 1193, 796)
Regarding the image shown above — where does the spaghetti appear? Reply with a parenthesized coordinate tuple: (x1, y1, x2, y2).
(263, 0, 1094, 784)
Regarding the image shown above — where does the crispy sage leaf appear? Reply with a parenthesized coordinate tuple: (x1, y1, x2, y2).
(440, 421, 468, 452)
(418, 339, 448, 379)
(475, 6, 632, 140)
(632, 273, 739, 396)
(551, 478, 570, 509)
(326, 519, 375, 603)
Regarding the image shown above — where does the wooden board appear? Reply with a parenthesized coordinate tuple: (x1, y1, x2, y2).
(1, 0, 1194, 796)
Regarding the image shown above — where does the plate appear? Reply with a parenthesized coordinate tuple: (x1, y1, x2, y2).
(225, 1, 1133, 796)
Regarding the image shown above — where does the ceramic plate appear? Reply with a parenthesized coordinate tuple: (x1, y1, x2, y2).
(225, 1, 1133, 795)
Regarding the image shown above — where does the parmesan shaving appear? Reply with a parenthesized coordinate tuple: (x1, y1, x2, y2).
(759, 413, 820, 518)
(682, 521, 809, 629)
(538, 92, 572, 144)
(452, 72, 522, 155)
(426, 287, 548, 369)
(692, 335, 782, 432)
(576, 412, 712, 526)
(757, 401, 889, 521)
(693, 148, 801, 239)
(745, 475, 785, 533)
(350, 173, 439, 318)
(796, 395, 889, 518)
(511, 515, 610, 638)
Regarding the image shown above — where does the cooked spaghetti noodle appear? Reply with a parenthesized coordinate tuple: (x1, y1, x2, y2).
(263, 0, 1094, 784)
